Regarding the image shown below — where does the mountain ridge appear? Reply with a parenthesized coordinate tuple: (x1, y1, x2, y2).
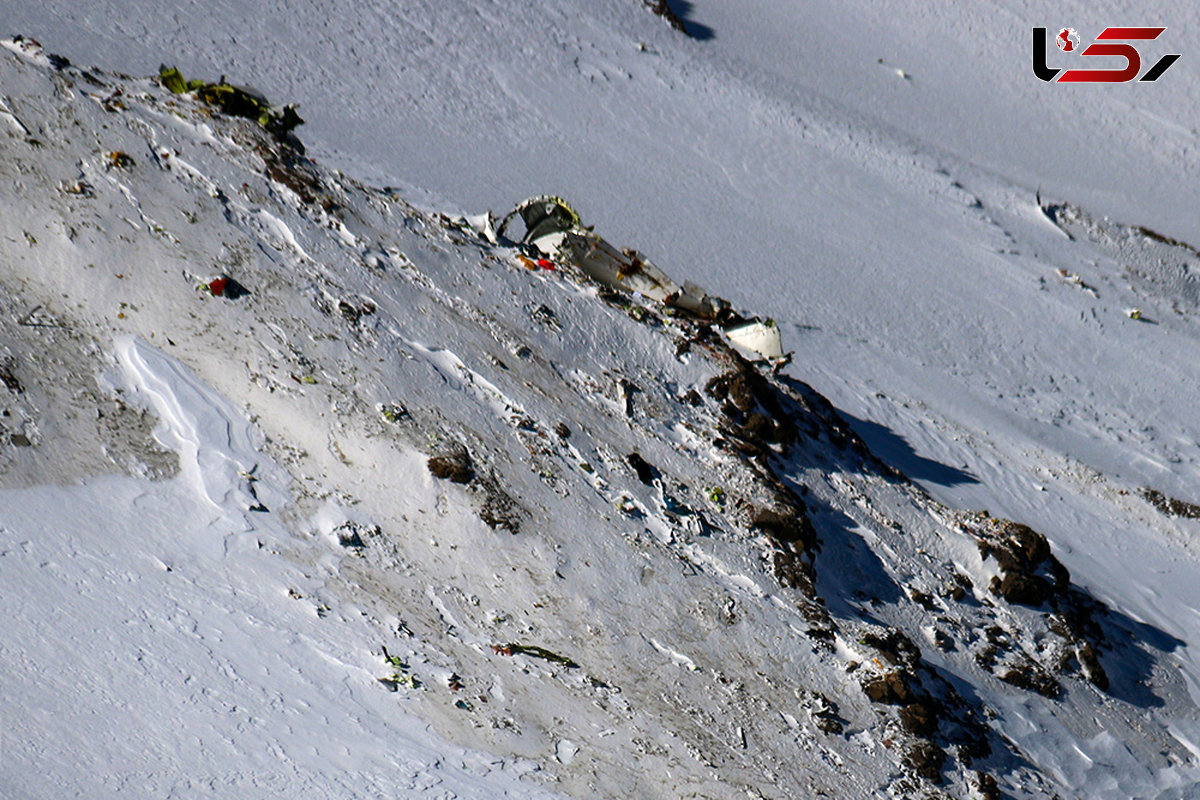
(2, 35, 1199, 799)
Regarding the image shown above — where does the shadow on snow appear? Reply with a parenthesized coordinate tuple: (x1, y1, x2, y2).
(836, 410, 979, 488)
(665, 1, 715, 40)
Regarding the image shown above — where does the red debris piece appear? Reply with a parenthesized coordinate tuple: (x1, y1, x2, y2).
(208, 276, 229, 296)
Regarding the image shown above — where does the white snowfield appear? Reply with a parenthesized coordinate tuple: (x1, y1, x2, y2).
(0, 1, 1198, 797)
(3, 337, 560, 799)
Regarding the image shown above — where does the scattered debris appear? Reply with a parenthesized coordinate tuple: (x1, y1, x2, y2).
(1141, 488, 1200, 519)
(333, 520, 378, 549)
(205, 274, 250, 299)
(0, 45, 1184, 797)
(1052, 268, 1096, 295)
(59, 179, 94, 197)
(105, 150, 134, 170)
(17, 304, 66, 328)
(378, 647, 421, 691)
(493, 643, 581, 669)
(159, 65, 304, 146)
(379, 402, 409, 424)
(723, 319, 785, 363)
(498, 195, 726, 321)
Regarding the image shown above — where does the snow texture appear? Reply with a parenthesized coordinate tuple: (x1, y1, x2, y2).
(2, 2, 1200, 797)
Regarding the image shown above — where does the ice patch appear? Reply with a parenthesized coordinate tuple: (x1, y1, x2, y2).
(648, 637, 699, 671)
(0, 95, 30, 136)
(258, 208, 310, 259)
(115, 336, 283, 514)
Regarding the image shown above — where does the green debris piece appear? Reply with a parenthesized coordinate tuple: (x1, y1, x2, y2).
(106, 151, 134, 170)
(195, 82, 269, 121)
(378, 672, 421, 691)
(496, 643, 580, 669)
(157, 64, 304, 141)
(158, 65, 187, 94)
(378, 648, 421, 690)
(379, 403, 409, 424)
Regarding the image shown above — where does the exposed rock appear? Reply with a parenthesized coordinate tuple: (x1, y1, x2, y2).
(862, 670, 912, 704)
(999, 657, 1061, 699)
(899, 701, 938, 736)
(972, 771, 1001, 800)
(909, 588, 938, 610)
(991, 570, 1053, 606)
(476, 474, 523, 533)
(806, 691, 845, 734)
(0, 361, 22, 394)
(626, 451, 659, 485)
(1142, 488, 1200, 519)
(428, 448, 473, 483)
(751, 503, 815, 547)
(334, 521, 378, 549)
(945, 572, 973, 602)
(1074, 641, 1109, 691)
(860, 628, 921, 668)
(903, 740, 946, 782)
(642, 0, 686, 32)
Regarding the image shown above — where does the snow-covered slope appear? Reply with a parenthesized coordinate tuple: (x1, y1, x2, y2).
(11, 0, 1199, 546)
(4, 34, 1200, 799)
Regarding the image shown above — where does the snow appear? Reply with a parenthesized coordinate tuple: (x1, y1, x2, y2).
(0, 339, 561, 800)
(2, 1, 1200, 796)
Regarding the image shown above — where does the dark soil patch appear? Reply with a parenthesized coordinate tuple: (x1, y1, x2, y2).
(428, 449, 473, 483)
(1142, 488, 1200, 519)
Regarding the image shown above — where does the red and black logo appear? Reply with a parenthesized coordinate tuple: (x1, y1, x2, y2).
(1034, 27, 1180, 82)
